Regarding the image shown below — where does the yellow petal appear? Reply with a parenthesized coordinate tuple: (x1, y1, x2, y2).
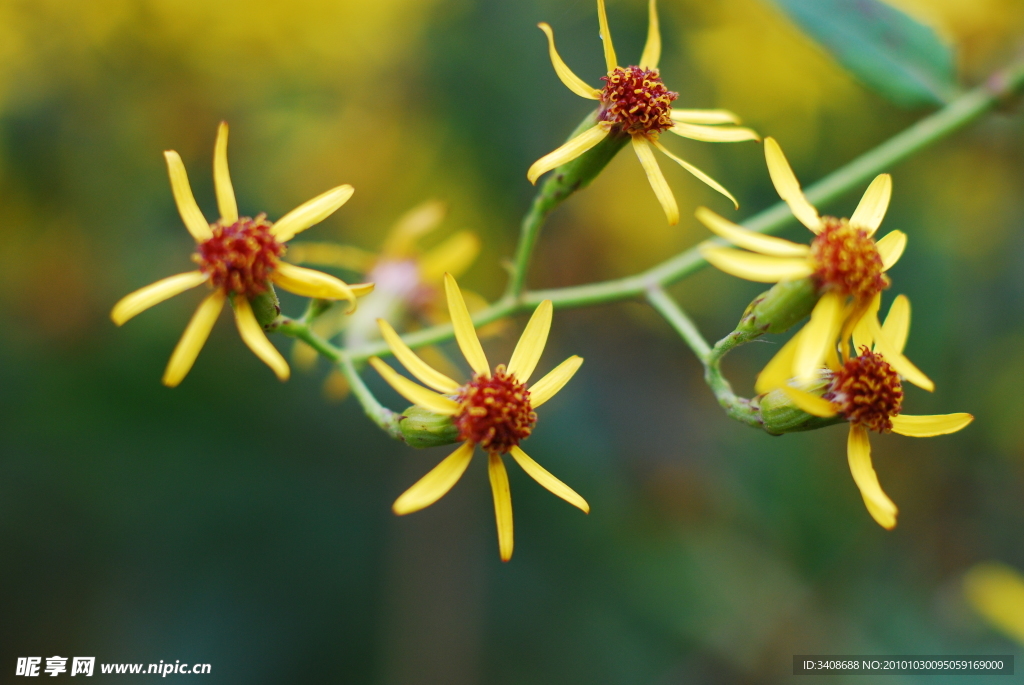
(851, 292, 880, 354)
(670, 109, 742, 125)
(111, 271, 208, 325)
(838, 297, 875, 360)
(509, 445, 589, 513)
(488, 452, 515, 562)
(868, 316, 934, 391)
(669, 122, 760, 143)
(963, 562, 1024, 646)
(349, 282, 375, 298)
(233, 297, 290, 381)
(794, 292, 843, 382)
(537, 23, 601, 100)
(291, 338, 319, 372)
(392, 441, 475, 515)
(376, 318, 460, 393)
(695, 207, 808, 257)
(881, 294, 910, 355)
(700, 247, 814, 283)
(417, 231, 481, 283)
(890, 413, 973, 437)
(271, 262, 356, 311)
(368, 357, 461, 415)
(381, 199, 447, 258)
(652, 139, 738, 210)
(847, 425, 898, 530)
(638, 0, 660, 69)
(754, 328, 803, 395)
(213, 121, 238, 224)
(527, 124, 609, 185)
(285, 243, 377, 273)
(272, 185, 354, 242)
(164, 150, 212, 242)
(506, 300, 553, 384)
(529, 355, 583, 407)
(596, 0, 617, 71)
(162, 290, 225, 387)
(633, 136, 679, 225)
(444, 273, 489, 376)
(780, 385, 838, 417)
(764, 137, 821, 233)
(323, 368, 352, 402)
(876, 230, 907, 272)
(850, 173, 891, 236)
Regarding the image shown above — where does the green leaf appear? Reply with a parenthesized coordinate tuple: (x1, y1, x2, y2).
(771, 0, 958, 107)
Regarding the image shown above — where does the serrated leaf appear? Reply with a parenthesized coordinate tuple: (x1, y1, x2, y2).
(772, 0, 958, 107)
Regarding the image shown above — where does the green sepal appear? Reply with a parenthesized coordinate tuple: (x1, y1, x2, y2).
(757, 387, 845, 435)
(399, 405, 461, 448)
(249, 283, 281, 328)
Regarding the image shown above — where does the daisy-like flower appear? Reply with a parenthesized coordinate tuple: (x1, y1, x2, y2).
(527, 0, 759, 225)
(699, 137, 908, 383)
(758, 294, 972, 529)
(111, 122, 372, 387)
(369, 274, 587, 561)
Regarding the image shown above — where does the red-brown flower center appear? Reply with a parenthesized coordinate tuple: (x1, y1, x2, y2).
(809, 217, 888, 300)
(194, 215, 284, 298)
(600, 66, 677, 135)
(455, 365, 536, 454)
(824, 347, 903, 433)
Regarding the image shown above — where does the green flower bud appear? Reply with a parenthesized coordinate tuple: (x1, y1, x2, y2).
(737, 277, 819, 337)
(249, 284, 281, 328)
(757, 386, 844, 435)
(399, 405, 461, 448)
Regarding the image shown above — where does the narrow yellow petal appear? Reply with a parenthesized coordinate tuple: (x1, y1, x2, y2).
(851, 292, 880, 353)
(323, 368, 351, 402)
(780, 385, 838, 417)
(527, 124, 609, 185)
(285, 243, 377, 273)
(392, 441, 475, 515)
(596, 0, 617, 71)
(850, 174, 892, 236)
(510, 445, 589, 513)
(847, 425, 898, 530)
(754, 328, 803, 395)
(164, 151, 211, 241)
(488, 452, 515, 562)
(213, 121, 238, 224)
(444, 273, 489, 376)
(271, 262, 357, 311)
(162, 290, 225, 387)
(652, 139, 738, 210)
(111, 271, 208, 326)
(838, 297, 875, 361)
(868, 316, 934, 391)
(529, 355, 583, 407)
(669, 122, 760, 143)
(417, 231, 481, 283)
(376, 318, 460, 393)
(763, 137, 821, 233)
(368, 357, 461, 415)
(507, 300, 552, 384)
(670, 109, 742, 125)
(881, 294, 910, 356)
(700, 247, 814, 283)
(350, 283, 375, 297)
(271, 185, 354, 243)
(876, 230, 907, 272)
(292, 339, 319, 372)
(696, 207, 808, 257)
(794, 292, 843, 382)
(638, 0, 661, 69)
(381, 199, 447, 258)
(963, 562, 1024, 646)
(537, 23, 601, 100)
(234, 297, 290, 381)
(890, 413, 973, 437)
(633, 136, 679, 224)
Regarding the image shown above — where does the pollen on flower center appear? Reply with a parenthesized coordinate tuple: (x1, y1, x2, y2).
(809, 217, 888, 300)
(455, 365, 537, 454)
(824, 347, 903, 433)
(600, 66, 677, 135)
(194, 214, 284, 298)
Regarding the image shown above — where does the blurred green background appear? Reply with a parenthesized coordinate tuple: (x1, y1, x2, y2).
(1, 0, 1023, 682)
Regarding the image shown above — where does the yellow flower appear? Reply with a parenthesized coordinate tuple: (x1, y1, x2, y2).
(111, 122, 372, 387)
(527, 0, 759, 225)
(759, 294, 972, 529)
(964, 562, 1024, 647)
(369, 274, 588, 561)
(699, 137, 908, 383)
